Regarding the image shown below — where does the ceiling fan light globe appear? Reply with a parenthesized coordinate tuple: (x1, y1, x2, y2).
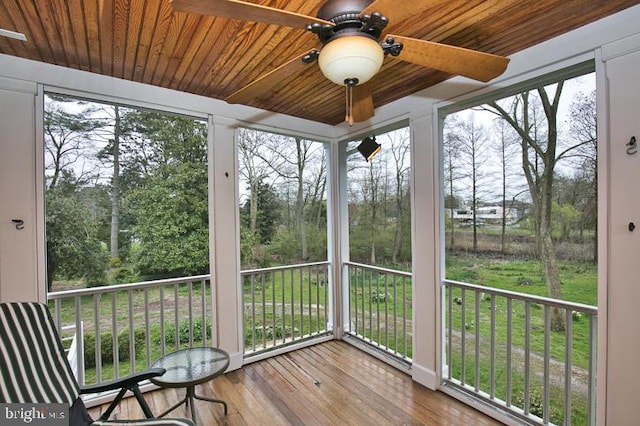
(318, 36, 384, 86)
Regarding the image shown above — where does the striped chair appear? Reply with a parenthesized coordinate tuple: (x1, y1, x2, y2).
(0, 302, 194, 426)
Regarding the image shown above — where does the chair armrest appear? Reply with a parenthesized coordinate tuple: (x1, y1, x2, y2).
(79, 368, 166, 394)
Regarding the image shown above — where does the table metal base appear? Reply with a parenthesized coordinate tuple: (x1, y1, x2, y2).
(158, 385, 228, 424)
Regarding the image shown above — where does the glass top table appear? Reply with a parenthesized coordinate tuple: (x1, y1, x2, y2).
(150, 347, 230, 424)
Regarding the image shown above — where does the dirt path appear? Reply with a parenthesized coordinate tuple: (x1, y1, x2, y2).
(448, 329, 590, 395)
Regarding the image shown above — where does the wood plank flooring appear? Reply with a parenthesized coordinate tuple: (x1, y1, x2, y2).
(88, 340, 503, 425)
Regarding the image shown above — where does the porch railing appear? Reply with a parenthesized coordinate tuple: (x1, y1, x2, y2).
(241, 262, 331, 356)
(344, 262, 412, 363)
(48, 275, 212, 387)
(444, 279, 597, 426)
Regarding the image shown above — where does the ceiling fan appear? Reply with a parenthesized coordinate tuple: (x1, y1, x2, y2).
(171, 0, 510, 125)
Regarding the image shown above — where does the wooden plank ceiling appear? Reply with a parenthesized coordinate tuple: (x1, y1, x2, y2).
(0, 0, 638, 125)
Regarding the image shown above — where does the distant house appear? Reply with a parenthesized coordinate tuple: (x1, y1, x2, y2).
(447, 203, 527, 225)
(476, 205, 520, 224)
(450, 209, 473, 221)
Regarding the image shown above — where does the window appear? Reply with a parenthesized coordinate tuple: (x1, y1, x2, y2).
(44, 94, 209, 291)
(440, 68, 597, 424)
(237, 128, 328, 268)
(347, 127, 412, 268)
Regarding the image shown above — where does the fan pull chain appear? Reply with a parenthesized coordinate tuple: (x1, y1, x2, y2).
(344, 78, 358, 126)
(345, 85, 353, 126)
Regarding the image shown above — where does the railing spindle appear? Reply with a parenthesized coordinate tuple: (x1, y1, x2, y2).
(402, 275, 407, 357)
(393, 274, 398, 355)
(588, 314, 597, 425)
(128, 291, 134, 373)
(376, 270, 381, 346)
(565, 308, 573, 426)
(308, 267, 312, 336)
(506, 298, 512, 407)
(524, 301, 531, 415)
(160, 286, 165, 355)
(93, 294, 100, 385)
(490, 294, 495, 399)
(544, 305, 551, 424)
(112, 293, 118, 379)
(281, 270, 286, 344)
(144, 288, 150, 367)
(447, 284, 453, 380)
(201, 280, 206, 347)
(299, 267, 303, 339)
(188, 281, 194, 346)
(461, 288, 466, 385)
(475, 291, 480, 392)
(261, 273, 267, 348)
(271, 272, 277, 347)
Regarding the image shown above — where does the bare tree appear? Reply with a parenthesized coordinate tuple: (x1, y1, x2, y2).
(484, 81, 592, 331)
(443, 116, 464, 249)
(44, 97, 103, 190)
(568, 90, 597, 261)
(381, 129, 410, 263)
(109, 106, 121, 259)
(457, 114, 493, 251)
(253, 133, 325, 261)
(364, 158, 383, 264)
(237, 128, 272, 238)
(305, 153, 327, 229)
(492, 117, 520, 253)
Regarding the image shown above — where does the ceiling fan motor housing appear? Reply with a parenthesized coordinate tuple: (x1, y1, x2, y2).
(313, 0, 386, 44)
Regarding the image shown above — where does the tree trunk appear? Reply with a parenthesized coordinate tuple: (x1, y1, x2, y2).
(391, 171, 404, 263)
(487, 86, 567, 331)
(370, 225, 377, 265)
(249, 179, 258, 236)
(295, 139, 308, 260)
(539, 226, 565, 330)
(110, 105, 120, 260)
(500, 135, 507, 254)
(472, 154, 478, 252)
(448, 157, 455, 249)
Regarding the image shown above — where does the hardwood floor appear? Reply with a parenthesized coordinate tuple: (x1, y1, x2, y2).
(88, 340, 503, 425)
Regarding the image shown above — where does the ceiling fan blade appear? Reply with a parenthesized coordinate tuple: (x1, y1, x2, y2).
(226, 50, 318, 104)
(389, 35, 510, 82)
(171, 0, 334, 29)
(352, 84, 374, 123)
(360, 0, 439, 26)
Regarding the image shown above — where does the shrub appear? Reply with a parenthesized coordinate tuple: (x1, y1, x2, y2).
(111, 265, 135, 284)
(83, 328, 146, 369)
(151, 318, 212, 346)
(244, 324, 297, 343)
(514, 388, 562, 424)
(516, 275, 533, 286)
(371, 291, 392, 303)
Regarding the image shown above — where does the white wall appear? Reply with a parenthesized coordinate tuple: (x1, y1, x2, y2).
(0, 78, 41, 301)
(599, 32, 640, 426)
